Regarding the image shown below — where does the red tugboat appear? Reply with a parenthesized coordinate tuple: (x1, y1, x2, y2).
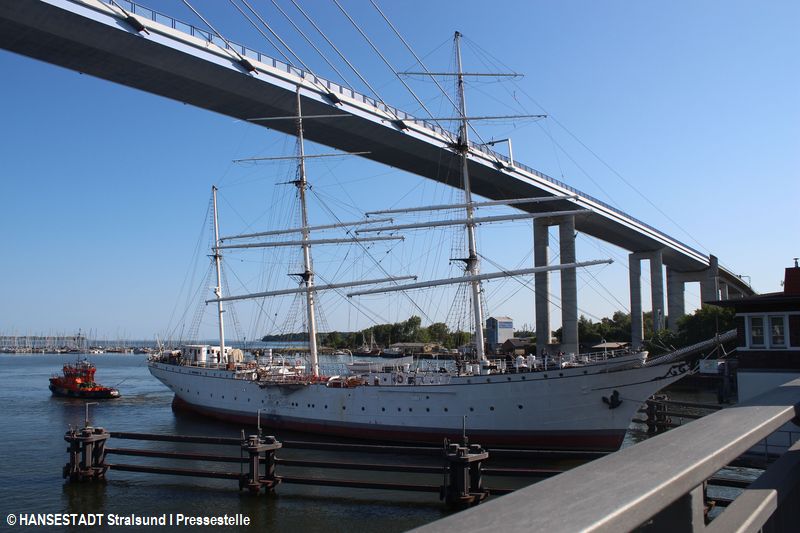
(49, 359, 120, 399)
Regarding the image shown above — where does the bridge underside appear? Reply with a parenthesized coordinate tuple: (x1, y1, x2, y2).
(0, 0, 751, 295)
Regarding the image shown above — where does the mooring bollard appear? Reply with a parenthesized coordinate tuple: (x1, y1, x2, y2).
(441, 441, 489, 508)
(63, 426, 110, 482)
(240, 434, 282, 493)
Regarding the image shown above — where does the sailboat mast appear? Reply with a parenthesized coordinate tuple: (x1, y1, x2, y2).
(454, 31, 486, 360)
(295, 88, 320, 377)
(211, 185, 226, 364)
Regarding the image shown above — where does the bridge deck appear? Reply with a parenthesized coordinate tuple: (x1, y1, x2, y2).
(0, 0, 750, 292)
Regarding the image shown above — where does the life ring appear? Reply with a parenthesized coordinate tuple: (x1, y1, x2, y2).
(395, 373, 405, 384)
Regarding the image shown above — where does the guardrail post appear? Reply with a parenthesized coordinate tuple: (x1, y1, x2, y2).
(441, 442, 489, 508)
(240, 434, 282, 494)
(639, 484, 706, 532)
(63, 426, 110, 482)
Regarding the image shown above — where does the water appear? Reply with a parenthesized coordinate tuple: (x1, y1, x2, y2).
(0, 354, 462, 532)
(0, 355, 757, 531)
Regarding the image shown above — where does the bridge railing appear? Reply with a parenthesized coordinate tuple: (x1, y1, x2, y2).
(104, 0, 705, 260)
(410, 377, 800, 532)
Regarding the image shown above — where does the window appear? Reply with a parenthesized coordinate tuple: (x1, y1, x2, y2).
(750, 317, 765, 346)
(770, 316, 786, 347)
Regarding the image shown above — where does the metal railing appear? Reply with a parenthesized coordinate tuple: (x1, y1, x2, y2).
(96, 0, 706, 262)
(412, 377, 800, 532)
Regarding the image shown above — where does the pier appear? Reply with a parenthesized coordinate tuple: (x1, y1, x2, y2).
(64, 428, 521, 508)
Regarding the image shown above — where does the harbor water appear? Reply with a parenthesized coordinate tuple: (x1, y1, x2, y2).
(0, 354, 748, 532)
(0, 354, 462, 532)
(0, 354, 535, 532)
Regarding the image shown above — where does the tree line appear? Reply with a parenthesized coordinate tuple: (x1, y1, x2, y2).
(262, 305, 735, 353)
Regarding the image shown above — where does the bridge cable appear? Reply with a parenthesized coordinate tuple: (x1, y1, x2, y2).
(368, 1, 504, 162)
(180, 0, 256, 72)
(368, 0, 461, 121)
(330, 0, 444, 131)
(226, 0, 294, 67)
(288, 0, 401, 121)
(232, 1, 345, 102)
(268, 0, 355, 90)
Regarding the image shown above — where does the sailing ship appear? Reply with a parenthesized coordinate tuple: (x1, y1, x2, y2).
(149, 34, 689, 451)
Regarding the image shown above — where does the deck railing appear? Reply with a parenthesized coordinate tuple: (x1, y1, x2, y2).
(411, 377, 800, 532)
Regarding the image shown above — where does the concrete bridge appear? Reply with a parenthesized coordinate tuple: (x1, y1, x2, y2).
(0, 0, 755, 351)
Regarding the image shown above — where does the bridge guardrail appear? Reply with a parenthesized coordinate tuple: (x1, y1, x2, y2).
(411, 377, 800, 532)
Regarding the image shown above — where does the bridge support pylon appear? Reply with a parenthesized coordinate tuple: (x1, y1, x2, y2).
(629, 250, 666, 348)
(665, 255, 722, 332)
(534, 215, 577, 356)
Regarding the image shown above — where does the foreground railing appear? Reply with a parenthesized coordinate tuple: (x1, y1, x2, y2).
(412, 378, 800, 532)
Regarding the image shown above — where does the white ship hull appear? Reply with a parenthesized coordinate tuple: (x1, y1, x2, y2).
(148, 360, 688, 451)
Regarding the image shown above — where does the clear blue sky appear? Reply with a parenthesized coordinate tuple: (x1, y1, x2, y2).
(1, 0, 798, 340)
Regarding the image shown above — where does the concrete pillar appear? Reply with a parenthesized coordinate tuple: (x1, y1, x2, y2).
(649, 250, 665, 332)
(629, 254, 643, 348)
(559, 216, 578, 355)
(700, 254, 719, 304)
(534, 219, 550, 356)
(666, 267, 685, 333)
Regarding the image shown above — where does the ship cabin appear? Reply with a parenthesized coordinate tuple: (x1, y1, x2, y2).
(183, 344, 234, 366)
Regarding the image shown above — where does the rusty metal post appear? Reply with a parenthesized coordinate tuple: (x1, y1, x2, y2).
(240, 434, 282, 493)
(63, 426, 110, 482)
(442, 442, 489, 508)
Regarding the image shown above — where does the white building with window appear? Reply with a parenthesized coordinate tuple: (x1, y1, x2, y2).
(715, 263, 800, 454)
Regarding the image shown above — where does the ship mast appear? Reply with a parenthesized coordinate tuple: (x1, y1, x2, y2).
(454, 31, 486, 361)
(211, 185, 226, 364)
(294, 88, 320, 377)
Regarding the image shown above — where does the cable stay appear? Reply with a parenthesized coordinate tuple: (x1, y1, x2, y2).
(347, 260, 613, 297)
(355, 209, 589, 234)
(229, 0, 343, 103)
(267, 0, 355, 91)
(331, 0, 447, 132)
(282, 0, 401, 115)
(105, 0, 150, 34)
(220, 217, 394, 241)
(365, 195, 578, 216)
(207, 275, 418, 304)
(182, 0, 256, 73)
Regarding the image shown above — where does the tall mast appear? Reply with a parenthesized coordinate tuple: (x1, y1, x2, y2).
(295, 87, 320, 377)
(454, 31, 486, 360)
(211, 185, 226, 364)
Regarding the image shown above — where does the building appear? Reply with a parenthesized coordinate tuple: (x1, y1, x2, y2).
(714, 262, 800, 453)
(500, 337, 535, 356)
(486, 316, 514, 353)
